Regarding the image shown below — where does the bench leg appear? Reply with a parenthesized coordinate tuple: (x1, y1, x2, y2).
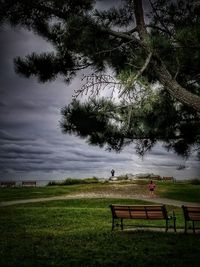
(184, 220, 187, 233)
(111, 218, 115, 231)
(172, 211, 176, 232)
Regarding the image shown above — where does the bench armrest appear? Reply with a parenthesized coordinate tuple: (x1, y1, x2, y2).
(167, 210, 176, 232)
(168, 210, 176, 220)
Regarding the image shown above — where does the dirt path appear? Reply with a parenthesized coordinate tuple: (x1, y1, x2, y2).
(0, 192, 199, 207)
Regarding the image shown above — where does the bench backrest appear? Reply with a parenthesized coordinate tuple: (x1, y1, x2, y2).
(163, 176, 173, 180)
(182, 205, 200, 221)
(0, 181, 16, 187)
(110, 205, 168, 220)
(22, 181, 36, 187)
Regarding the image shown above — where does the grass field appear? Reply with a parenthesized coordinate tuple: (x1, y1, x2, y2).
(0, 180, 200, 267)
(0, 179, 200, 203)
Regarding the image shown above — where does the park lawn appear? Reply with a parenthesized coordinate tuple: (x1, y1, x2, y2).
(0, 180, 200, 204)
(0, 198, 200, 267)
(0, 183, 118, 202)
(0, 184, 96, 202)
(156, 181, 200, 203)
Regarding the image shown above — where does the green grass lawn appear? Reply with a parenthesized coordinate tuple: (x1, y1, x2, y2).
(0, 180, 200, 203)
(156, 181, 200, 203)
(0, 198, 200, 267)
(0, 183, 121, 202)
(0, 180, 200, 266)
(0, 185, 84, 201)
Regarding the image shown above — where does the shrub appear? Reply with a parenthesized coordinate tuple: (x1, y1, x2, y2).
(116, 175, 128, 180)
(190, 178, 200, 185)
(83, 177, 99, 183)
(48, 177, 99, 186)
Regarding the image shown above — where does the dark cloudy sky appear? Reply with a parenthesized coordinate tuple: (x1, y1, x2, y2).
(0, 1, 199, 182)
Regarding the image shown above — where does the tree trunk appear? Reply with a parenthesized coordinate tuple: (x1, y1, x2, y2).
(133, 0, 200, 113)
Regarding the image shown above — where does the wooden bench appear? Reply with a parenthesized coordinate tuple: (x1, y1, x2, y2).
(0, 181, 16, 187)
(150, 175, 162, 180)
(163, 176, 173, 181)
(22, 181, 36, 187)
(109, 204, 176, 232)
(182, 205, 200, 233)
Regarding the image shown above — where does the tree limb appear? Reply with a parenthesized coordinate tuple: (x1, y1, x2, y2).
(119, 52, 153, 98)
(133, 0, 200, 112)
(101, 27, 140, 44)
(148, 0, 173, 37)
(146, 24, 172, 35)
(155, 61, 200, 112)
(95, 40, 135, 56)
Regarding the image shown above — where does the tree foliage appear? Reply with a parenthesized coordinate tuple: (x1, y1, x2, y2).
(0, 0, 199, 157)
(61, 91, 200, 157)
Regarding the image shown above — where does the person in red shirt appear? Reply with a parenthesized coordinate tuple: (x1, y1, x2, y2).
(148, 180, 156, 196)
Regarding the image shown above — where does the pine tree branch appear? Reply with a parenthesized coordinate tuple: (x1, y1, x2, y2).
(70, 63, 93, 71)
(146, 24, 172, 35)
(95, 40, 136, 56)
(148, 0, 173, 37)
(101, 27, 140, 44)
(155, 61, 200, 112)
(73, 74, 122, 99)
(119, 52, 153, 98)
(126, 27, 138, 34)
(133, 0, 200, 112)
(174, 57, 180, 80)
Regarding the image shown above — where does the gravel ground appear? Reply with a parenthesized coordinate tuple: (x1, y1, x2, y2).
(0, 191, 199, 207)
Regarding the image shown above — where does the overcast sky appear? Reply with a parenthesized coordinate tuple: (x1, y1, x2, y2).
(0, 1, 199, 182)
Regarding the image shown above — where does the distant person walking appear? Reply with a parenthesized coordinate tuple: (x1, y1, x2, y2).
(148, 180, 156, 196)
(111, 169, 115, 177)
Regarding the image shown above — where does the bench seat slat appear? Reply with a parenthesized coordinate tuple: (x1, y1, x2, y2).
(115, 211, 131, 218)
(189, 215, 200, 220)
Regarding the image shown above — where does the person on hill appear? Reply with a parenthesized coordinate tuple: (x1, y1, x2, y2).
(148, 180, 156, 196)
(111, 169, 115, 177)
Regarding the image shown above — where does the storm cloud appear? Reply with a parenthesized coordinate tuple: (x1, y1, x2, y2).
(0, 11, 199, 182)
